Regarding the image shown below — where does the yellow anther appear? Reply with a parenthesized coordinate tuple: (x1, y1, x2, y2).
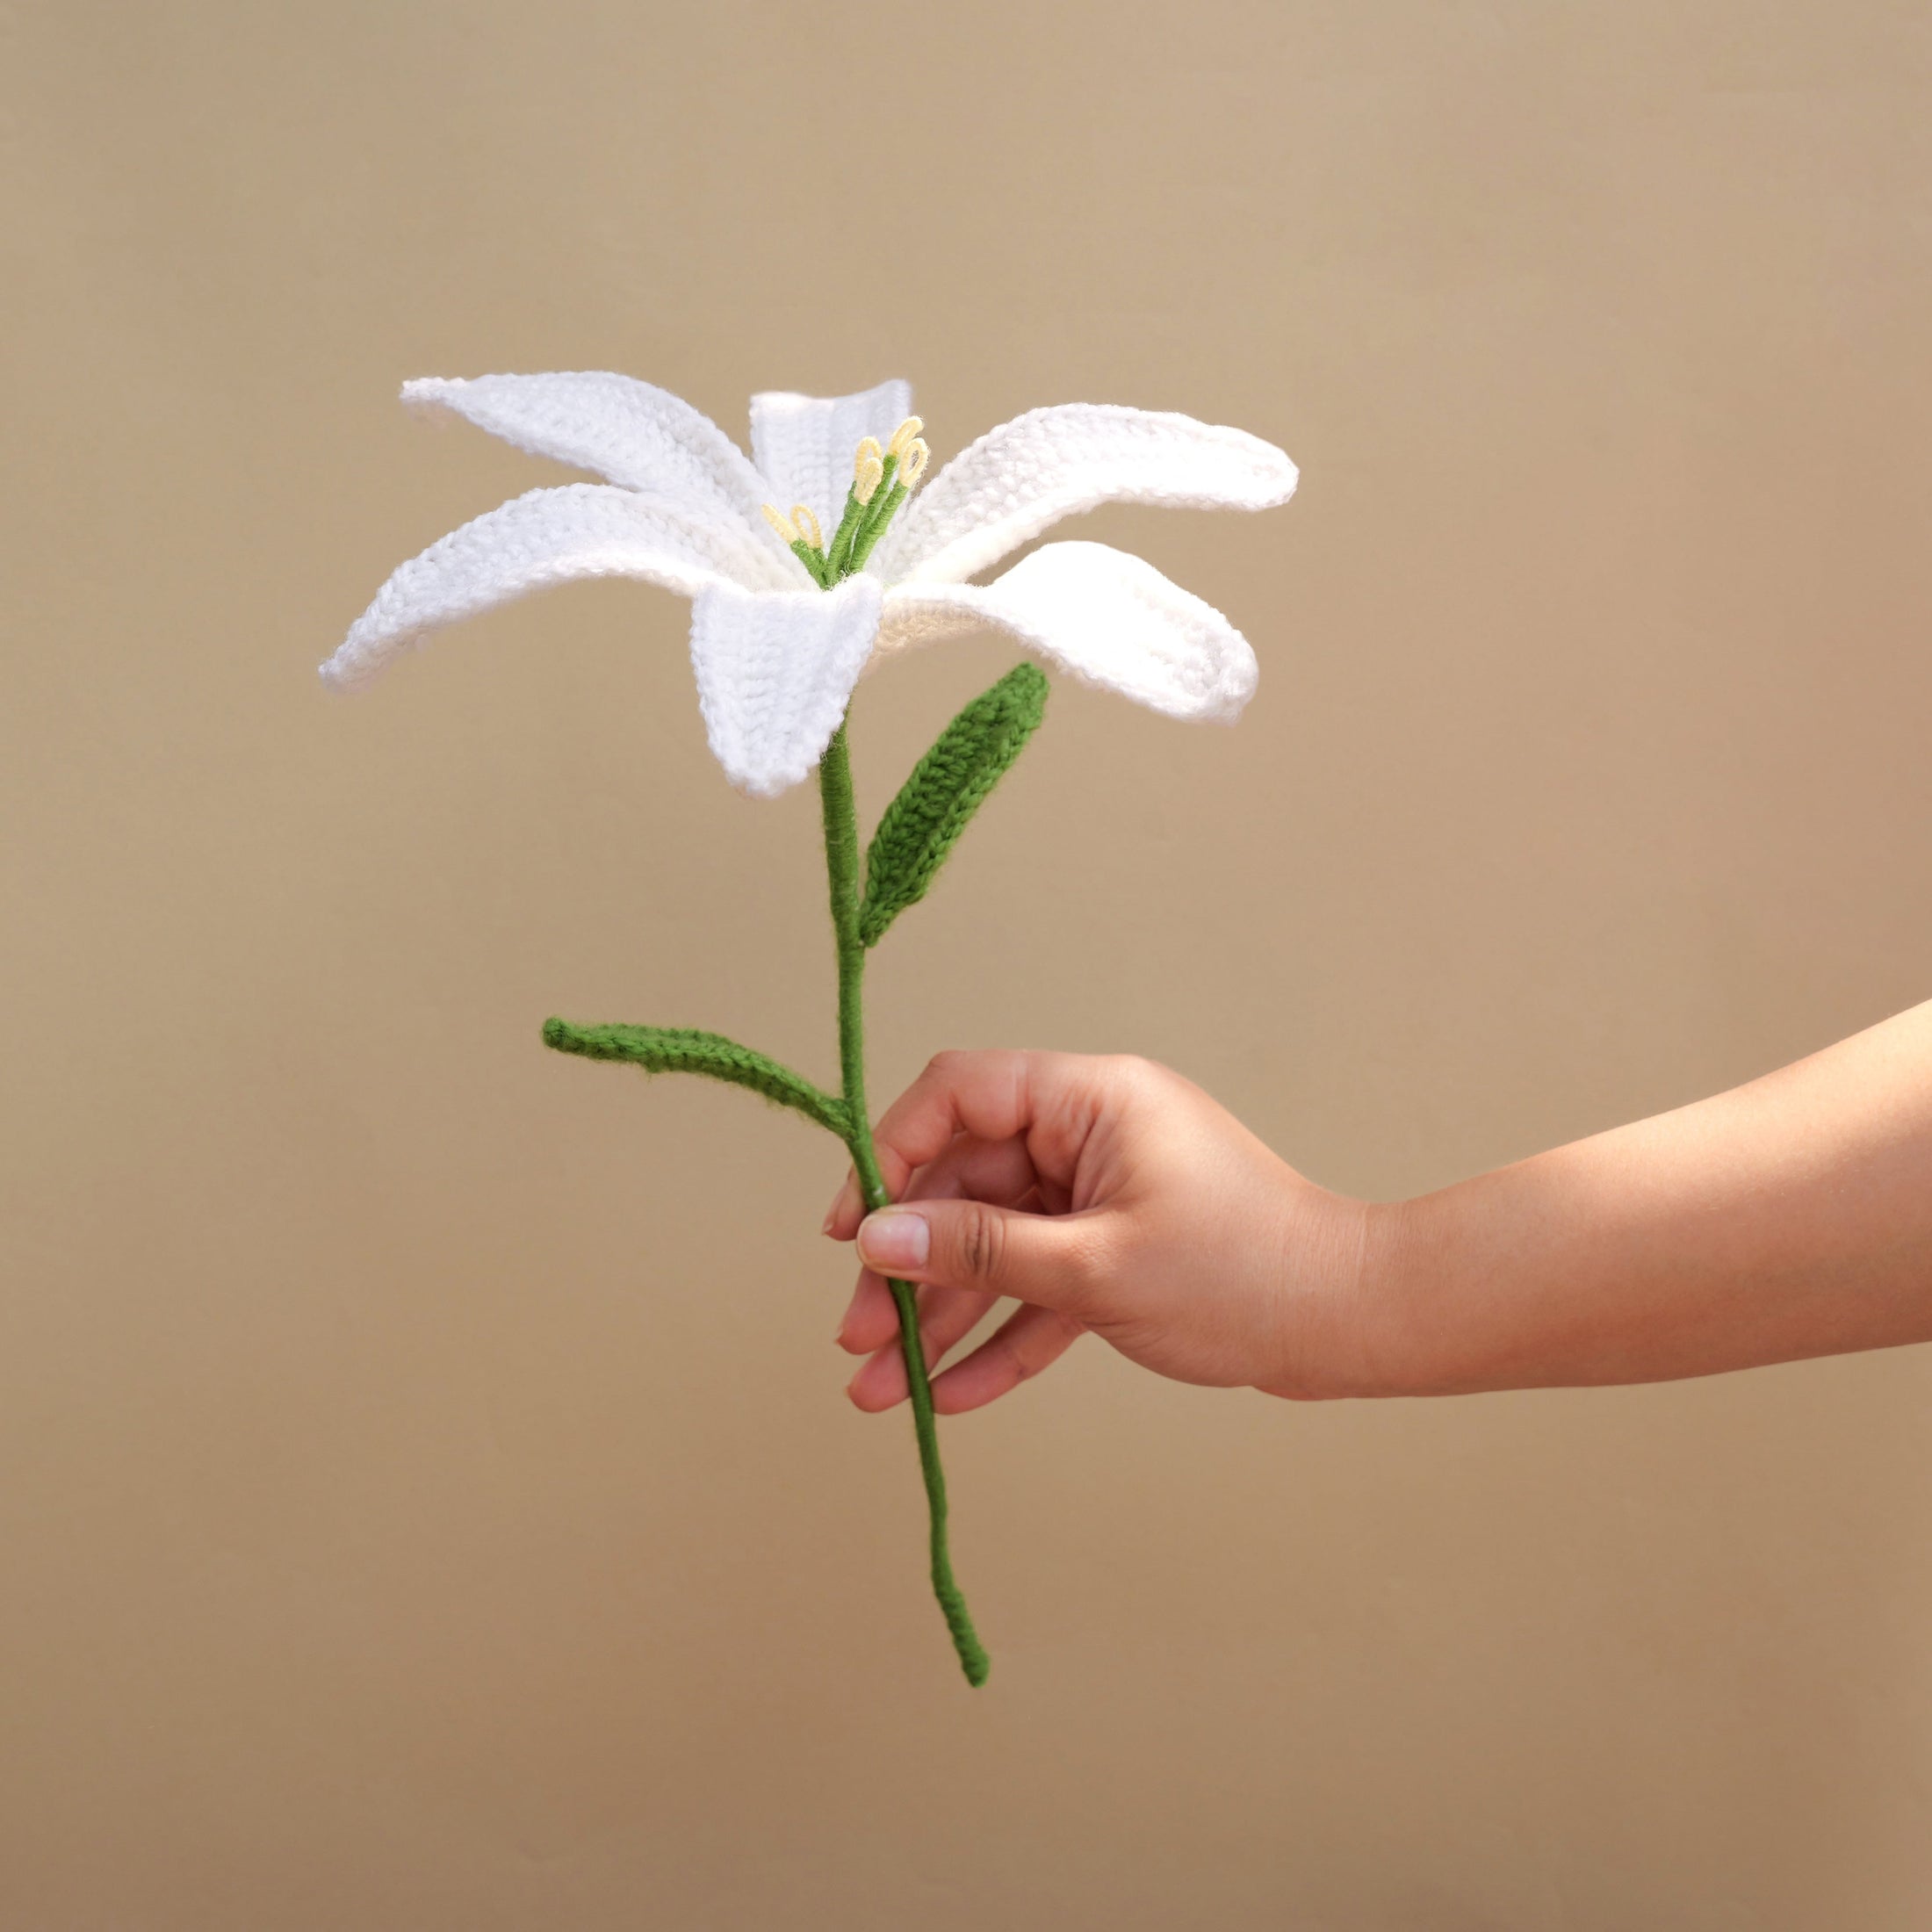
(855, 452, 885, 505)
(790, 503, 824, 551)
(899, 437, 930, 488)
(854, 435, 883, 471)
(887, 416, 924, 460)
(761, 502, 801, 545)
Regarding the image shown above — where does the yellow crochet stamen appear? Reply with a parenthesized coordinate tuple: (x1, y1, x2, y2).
(825, 420, 934, 578)
(791, 503, 824, 551)
(761, 502, 802, 545)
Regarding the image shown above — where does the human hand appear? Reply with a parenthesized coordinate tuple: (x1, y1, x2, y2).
(824, 1050, 1376, 1413)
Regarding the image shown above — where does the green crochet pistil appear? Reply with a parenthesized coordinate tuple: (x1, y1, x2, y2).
(544, 449, 1039, 1687)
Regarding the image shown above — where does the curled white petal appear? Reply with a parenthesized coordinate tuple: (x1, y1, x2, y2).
(876, 540, 1258, 723)
(403, 371, 792, 571)
(689, 573, 885, 797)
(748, 379, 912, 544)
(876, 403, 1297, 586)
(321, 484, 757, 692)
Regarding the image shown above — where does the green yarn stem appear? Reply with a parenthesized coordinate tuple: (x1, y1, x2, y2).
(847, 468, 905, 574)
(789, 536, 832, 588)
(819, 722, 991, 1688)
(823, 485, 869, 580)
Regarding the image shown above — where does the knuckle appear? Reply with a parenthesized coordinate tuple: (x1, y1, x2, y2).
(952, 1201, 1006, 1285)
(1105, 1053, 1164, 1095)
(989, 1332, 1035, 1386)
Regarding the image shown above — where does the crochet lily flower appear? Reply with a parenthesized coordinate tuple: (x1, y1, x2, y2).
(321, 374, 1297, 796)
(323, 364, 1299, 1688)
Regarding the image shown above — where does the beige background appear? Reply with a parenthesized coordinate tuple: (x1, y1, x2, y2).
(5, 1, 1932, 1925)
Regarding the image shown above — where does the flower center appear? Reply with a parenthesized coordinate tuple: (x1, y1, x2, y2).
(761, 417, 929, 590)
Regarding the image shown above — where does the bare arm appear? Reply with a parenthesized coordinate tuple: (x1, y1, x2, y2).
(1368, 997, 1932, 1393)
(826, 1000, 1932, 1407)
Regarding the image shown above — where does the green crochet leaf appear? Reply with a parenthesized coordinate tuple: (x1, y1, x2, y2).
(541, 1020, 849, 1136)
(858, 662, 1049, 948)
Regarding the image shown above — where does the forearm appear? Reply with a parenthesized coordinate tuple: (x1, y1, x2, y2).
(1362, 998, 1932, 1395)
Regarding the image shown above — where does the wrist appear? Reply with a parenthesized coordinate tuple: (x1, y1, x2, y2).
(1250, 1163, 1501, 1401)
(1293, 1188, 1466, 1399)
(1354, 1181, 1515, 1396)
(1258, 1179, 1401, 1400)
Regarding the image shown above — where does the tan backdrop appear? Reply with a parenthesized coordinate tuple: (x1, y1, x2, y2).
(6, 2, 1932, 1925)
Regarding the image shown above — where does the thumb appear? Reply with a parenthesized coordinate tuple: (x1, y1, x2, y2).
(855, 1200, 1098, 1311)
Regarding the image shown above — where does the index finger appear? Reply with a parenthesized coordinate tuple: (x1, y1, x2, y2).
(870, 1049, 1101, 1196)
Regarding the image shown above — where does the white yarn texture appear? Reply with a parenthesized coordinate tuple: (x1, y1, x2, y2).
(322, 372, 1297, 796)
(692, 575, 884, 799)
(749, 379, 913, 544)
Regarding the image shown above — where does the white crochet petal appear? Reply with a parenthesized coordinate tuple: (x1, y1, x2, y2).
(321, 484, 747, 692)
(402, 371, 795, 578)
(876, 541, 1259, 723)
(748, 379, 913, 542)
(689, 573, 885, 797)
(876, 404, 1297, 587)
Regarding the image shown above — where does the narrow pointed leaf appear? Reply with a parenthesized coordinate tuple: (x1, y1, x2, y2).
(541, 1020, 848, 1135)
(858, 662, 1049, 948)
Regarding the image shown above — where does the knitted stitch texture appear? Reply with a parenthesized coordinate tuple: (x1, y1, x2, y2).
(875, 539, 1258, 723)
(859, 663, 1049, 948)
(405, 371, 788, 545)
(539, 1020, 849, 1135)
(875, 402, 1297, 587)
(320, 484, 789, 692)
(749, 380, 912, 545)
(325, 374, 1294, 795)
(689, 573, 885, 799)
